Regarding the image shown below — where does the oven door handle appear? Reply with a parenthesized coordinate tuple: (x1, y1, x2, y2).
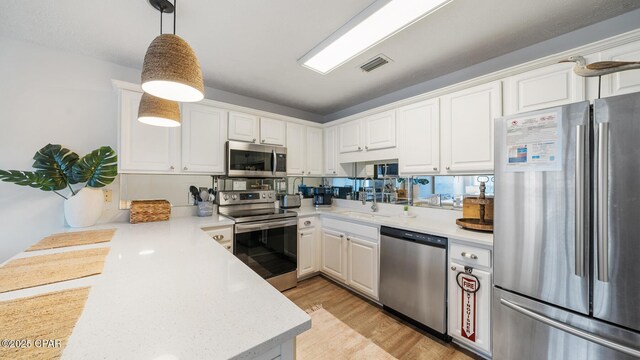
(235, 219, 298, 233)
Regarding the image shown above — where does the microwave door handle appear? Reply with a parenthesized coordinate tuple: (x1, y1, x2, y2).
(272, 149, 277, 176)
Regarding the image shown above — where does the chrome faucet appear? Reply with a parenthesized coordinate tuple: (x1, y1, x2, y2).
(291, 177, 303, 197)
(362, 177, 378, 212)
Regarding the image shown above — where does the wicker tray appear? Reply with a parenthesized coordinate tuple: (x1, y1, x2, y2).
(130, 200, 171, 224)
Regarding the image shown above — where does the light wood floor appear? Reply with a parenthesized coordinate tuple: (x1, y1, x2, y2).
(284, 275, 481, 360)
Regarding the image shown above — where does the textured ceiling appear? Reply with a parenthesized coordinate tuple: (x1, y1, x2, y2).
(1, 0, 639, 118)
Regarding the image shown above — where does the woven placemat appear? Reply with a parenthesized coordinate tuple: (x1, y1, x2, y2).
(0, 287, 90, 360)
(0, 248, 110, 293)
(27, 229, 116, 252)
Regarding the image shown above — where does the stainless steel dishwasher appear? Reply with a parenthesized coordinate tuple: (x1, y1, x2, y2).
(379, 226, 449, 339)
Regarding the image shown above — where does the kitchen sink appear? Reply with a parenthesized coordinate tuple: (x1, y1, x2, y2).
(341, 211, 390, 219)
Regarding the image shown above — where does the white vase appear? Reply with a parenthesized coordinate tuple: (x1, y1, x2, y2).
(64, 187, 104, 227)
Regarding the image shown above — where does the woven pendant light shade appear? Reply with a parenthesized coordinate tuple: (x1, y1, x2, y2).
(141, 34, 204, 102)
(138, 92, 181, 127)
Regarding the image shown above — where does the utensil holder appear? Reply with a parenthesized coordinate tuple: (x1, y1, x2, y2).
(197, 201, 214, 217)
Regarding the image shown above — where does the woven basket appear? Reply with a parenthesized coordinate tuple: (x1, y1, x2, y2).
(130, 200, 171, 224)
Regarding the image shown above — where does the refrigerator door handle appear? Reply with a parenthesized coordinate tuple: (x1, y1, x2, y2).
(597, 122, 609, 282)
(575, 124, 586, 278)
(500, 298, 640, 358)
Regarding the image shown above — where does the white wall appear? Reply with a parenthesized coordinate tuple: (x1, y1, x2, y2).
(0, 37, 317, 263)
(0, 37, 139, 262)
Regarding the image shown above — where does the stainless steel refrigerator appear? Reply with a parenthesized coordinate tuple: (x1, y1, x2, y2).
(493, 92, 640, 359)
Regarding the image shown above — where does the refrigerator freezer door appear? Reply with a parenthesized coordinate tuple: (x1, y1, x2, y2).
(493, 287, 640, 360)
(593, 93, 640, 332)
(494, 102, 590, 314)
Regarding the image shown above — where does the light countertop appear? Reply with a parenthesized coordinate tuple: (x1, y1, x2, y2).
(1, 215, 311, 360)
(293, 206, 493, 247)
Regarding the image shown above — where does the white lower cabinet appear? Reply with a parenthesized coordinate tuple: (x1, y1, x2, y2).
(320, 229, 347, 281)
(347, 235, 378, 298)
(298, 217, 320, 279)
(447, 240, 492, 356)
(321, 218, 379, 300)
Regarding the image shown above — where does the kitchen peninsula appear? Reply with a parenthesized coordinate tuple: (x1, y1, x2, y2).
(0, 216, 310, 360)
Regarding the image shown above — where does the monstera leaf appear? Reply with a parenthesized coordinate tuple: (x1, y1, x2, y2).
(32, 144, 79, 187)
(0, 170, 61, 191)
(72, 146, 117, 188)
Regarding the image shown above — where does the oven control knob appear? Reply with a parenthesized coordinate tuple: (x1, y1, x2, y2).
(268, 193, 273, 198)
(231, 194, 238, 200)
(262, 193, 266, 198)
(223, 194, 229, 201)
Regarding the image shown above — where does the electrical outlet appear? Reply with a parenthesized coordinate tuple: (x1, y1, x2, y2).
(104, 189, 113, 202)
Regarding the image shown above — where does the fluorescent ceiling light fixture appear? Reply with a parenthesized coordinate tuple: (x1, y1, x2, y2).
(300, 0, 452, 74)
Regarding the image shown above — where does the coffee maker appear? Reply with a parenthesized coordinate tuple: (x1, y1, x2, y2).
(313, 185, 333, 207)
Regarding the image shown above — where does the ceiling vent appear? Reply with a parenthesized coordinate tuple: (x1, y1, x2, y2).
(360, 54, 392, 72)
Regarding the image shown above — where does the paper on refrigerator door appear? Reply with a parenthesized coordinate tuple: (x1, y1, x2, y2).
(505, 108, 563, 171)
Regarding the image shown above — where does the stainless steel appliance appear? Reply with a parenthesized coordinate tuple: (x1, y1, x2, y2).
(217, 190, 298, 291)
(332, 186, 352, 199)
(278, 194, 301, 209)
(226, 141, 287, 178)
(493, 93, 640, 359)
(313, 186, 332, 207)
(379, 226, 449, 339)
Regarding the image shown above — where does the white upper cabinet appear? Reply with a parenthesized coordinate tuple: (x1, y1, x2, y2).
(259, 117, 286, 146)
(339, 111, 397, 154)
(339, 120, 363, 153)
(397, 98, 440, 175)
(600, 42, 640, 97)
(324, 126, 352, 177)
(119, 89, 180, 173)
(504, 63, 585, 115)
(228, 111, 259, 143)
(441, 81, 502, 174)
(286, 122, 305, 176)
(181, 103, 227, 174)
(364, 110, 396, 151)
(285, 123, 322, 176)
(305, 127, 323, 176)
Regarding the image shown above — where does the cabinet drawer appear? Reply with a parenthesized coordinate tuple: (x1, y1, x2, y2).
(203, 226, 233, 244)
(322, 217, 378, 241)
(450, 243, 491, 268)
(298, 217, 318, 229)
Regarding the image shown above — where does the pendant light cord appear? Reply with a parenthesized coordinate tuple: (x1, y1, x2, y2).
(173, 0, 177, 35)
(159, 6, 163, 34)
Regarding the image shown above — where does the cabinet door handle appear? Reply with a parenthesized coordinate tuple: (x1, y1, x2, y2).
(252, 138, 257, 143)
(183, 166, 188, 170)
(212, 235, 224, 241)
(461, 252, 478, 260)
(357, 147, 362, 151)
(261, 139, 265, 143)
(446, 166, 451, 170)
(347, 237, 351, 241)
(304, 221, 311, 226)
(451, 266, 456, 271)
(365, 146, 368, 150)
(339, 234, 344, 238)
(170, 165, 175, 170)
(333, 171, 336, 174)
(433, 167, 438, 171)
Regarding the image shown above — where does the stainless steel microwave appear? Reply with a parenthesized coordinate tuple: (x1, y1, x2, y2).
(226, 141, 287, 178)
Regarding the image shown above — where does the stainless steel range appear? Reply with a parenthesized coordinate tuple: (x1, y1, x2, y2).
(217, 190, 298, 291)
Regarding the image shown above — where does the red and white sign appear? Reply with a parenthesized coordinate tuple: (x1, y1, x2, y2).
(460, 275, 477, 342)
